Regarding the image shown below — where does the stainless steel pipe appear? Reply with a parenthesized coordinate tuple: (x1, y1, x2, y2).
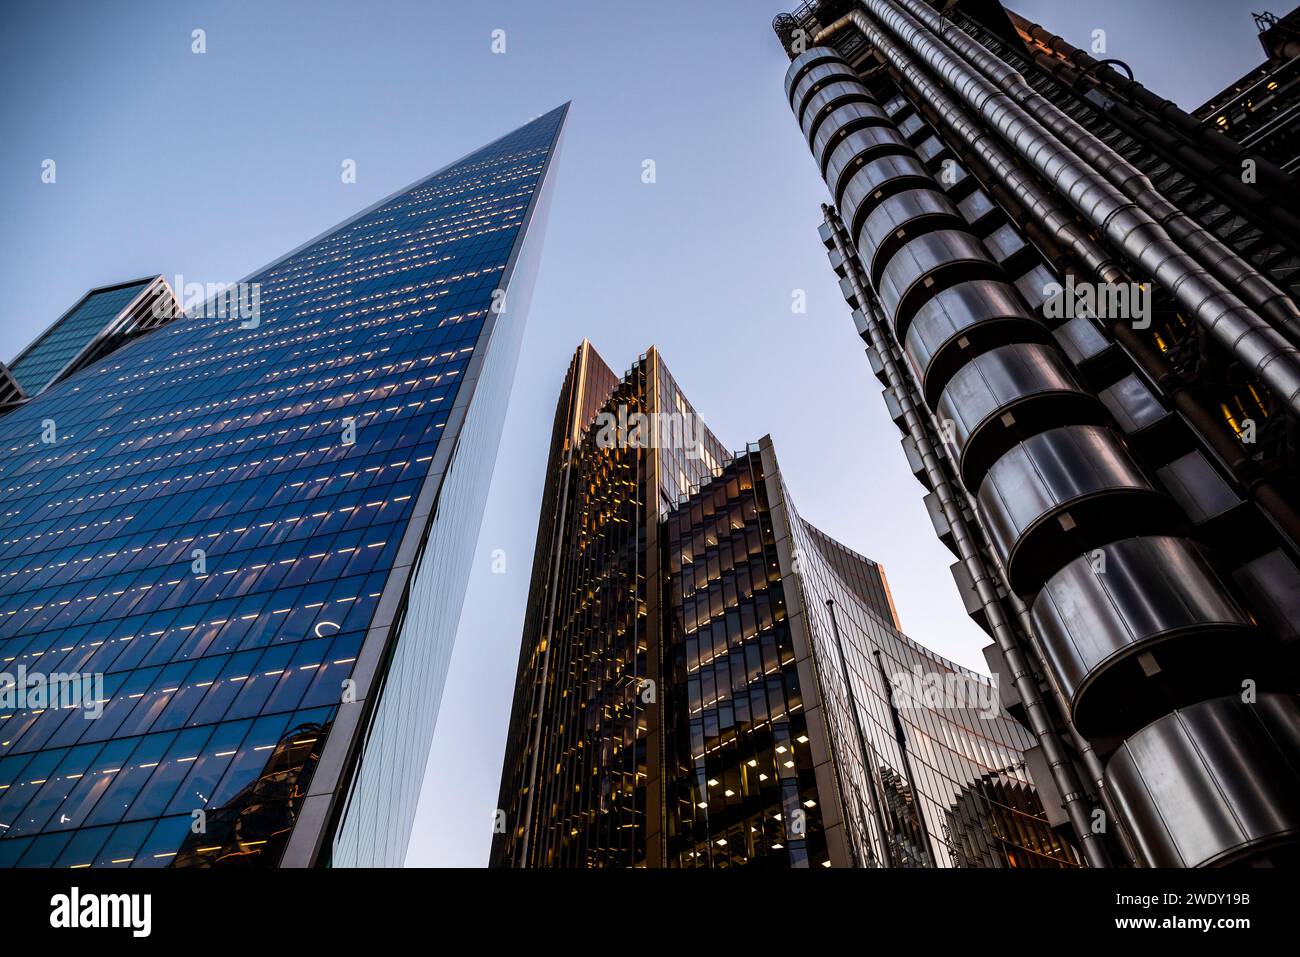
(815, 2, 1300, 415)
(887, 0, 1300, 348)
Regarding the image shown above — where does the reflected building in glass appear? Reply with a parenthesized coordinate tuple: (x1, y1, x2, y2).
(0, 105, 568, 867)
(491, 342, 1074, 868)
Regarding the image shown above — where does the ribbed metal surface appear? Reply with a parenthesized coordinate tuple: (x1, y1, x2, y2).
(901, 279, 1045, 403)
(1106, 694, 1300, 867)
(876, 229, 997, 335)
(826, 126, 915, 204)
(937, 342, 1102, 488)
(800, 79, 874, 143)
(784, 46, 843, 102)
(840, 153, 934, 239)
(900, 0, 1300, 351)
(862, 0, 1300, 412)
(1032, 536, 1265, 738)
(976, 424, 1179, 594)
(858, 187, 963, 282)
(812, 101, 894, 170)
(791, 61, 862, 116)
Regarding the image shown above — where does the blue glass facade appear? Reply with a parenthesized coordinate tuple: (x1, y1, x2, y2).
(7, 279, 155, 397)
(0, 105, 567, 868)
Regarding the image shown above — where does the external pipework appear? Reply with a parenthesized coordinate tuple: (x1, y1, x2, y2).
(812, 2, 1300, 413)
(789, 33, 1300, 866)
(882, 0, 1300, 350)
(821, 203, 1111, 868)
(1015, 27, 1300, 245)
(837, 12, 1125, 287)
(844, 11, 1300, 549)
(1006, 9, 1300, 207)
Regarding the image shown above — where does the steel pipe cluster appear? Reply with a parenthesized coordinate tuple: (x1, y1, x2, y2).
(815, 1, 1300, 413)
(1006, 9, 1300, 221)
(883, 0, 1300, 348)
(785, 4, 1300, 866)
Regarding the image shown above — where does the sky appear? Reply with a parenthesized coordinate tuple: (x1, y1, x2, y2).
(0, 0, 1277, 867)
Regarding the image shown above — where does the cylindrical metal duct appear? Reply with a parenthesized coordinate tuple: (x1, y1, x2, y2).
(839, 153, 936, 244)
(1106, 694, 1300, 867)
(827, 127, 917, 207)
(875, 229, 999, 329)
(975, 424, 1184, 595)
(902, 279, 1050, 404)
(833, 12, 1126, 291)
(885, 0, 1300, 350)
(936, 342, 1105, 489)
(857, 186, 962, 280)
(785, 47, 848, 102)
(1031, 536, 1270, 739)
(801, 79, 878, 144)
(791, 60, 862, 116)
(813, 100, 895, 173)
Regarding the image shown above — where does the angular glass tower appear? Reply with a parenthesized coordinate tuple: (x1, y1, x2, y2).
(492, 343, 1073, 868)
(0, 104, 568, 868)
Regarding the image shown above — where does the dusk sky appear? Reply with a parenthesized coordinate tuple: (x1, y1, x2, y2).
(0, 0, 1274, 867)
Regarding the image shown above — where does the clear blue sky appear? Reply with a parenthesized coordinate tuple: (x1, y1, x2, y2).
(0, 0, 1274, 867)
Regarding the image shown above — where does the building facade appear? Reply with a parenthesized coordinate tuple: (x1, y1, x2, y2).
(491, 342, 1074, 868)
(0, 105, 567, 868)
(775, 0, 1300, 867)
(1192, 8, 1300, 175)
(2, 277, 182, 406)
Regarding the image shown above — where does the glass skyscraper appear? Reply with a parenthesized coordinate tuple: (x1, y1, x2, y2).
(0, 104, 568, 868)
(492, 342, 1073, 867)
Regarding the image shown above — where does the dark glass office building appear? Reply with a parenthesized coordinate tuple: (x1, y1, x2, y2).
(775, 0, 1300, 867)
(491, 342, 1074, 868)
(0, 105, 567, 867)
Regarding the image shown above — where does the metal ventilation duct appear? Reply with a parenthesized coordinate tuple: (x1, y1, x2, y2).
(1106, 694, 1300, 867)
